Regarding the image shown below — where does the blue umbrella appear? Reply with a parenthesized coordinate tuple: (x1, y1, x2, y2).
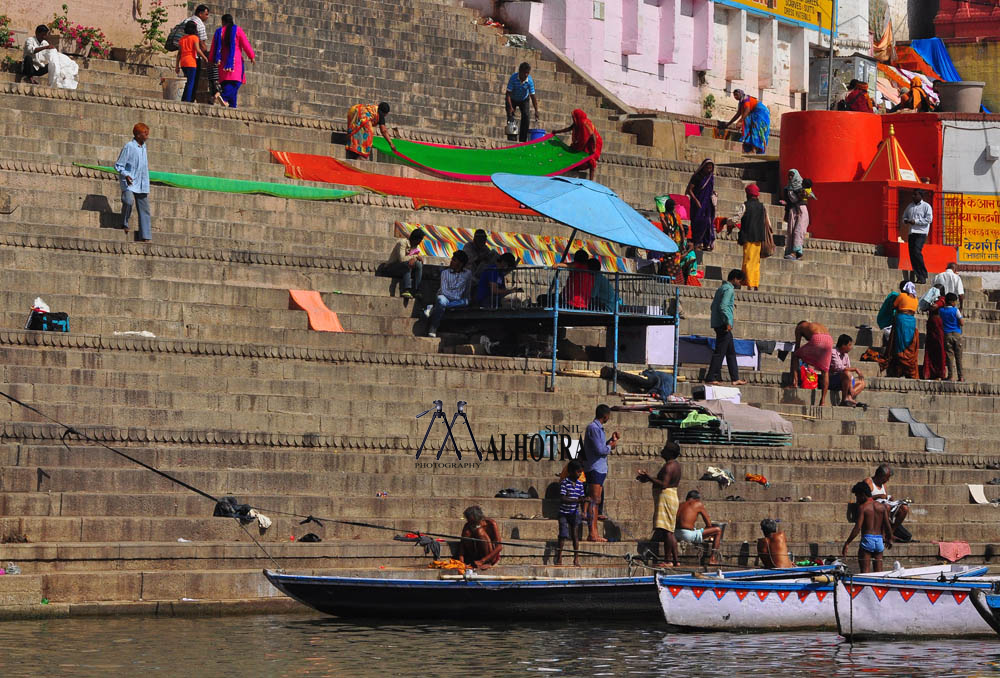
(491, 173, 679, 260)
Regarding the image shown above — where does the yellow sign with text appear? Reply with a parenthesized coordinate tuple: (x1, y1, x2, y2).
(718, 0, 833, 30)
(946, 193, 1000, 263)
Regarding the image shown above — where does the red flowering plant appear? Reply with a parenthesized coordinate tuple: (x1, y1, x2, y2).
(0, 15, 16, 48)
(49, 5, 112, 58)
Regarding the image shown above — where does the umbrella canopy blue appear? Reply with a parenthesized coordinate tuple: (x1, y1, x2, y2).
(491, 173, 679, 257)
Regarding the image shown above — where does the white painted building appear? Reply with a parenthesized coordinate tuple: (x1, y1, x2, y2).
(478, 0, 875, 123)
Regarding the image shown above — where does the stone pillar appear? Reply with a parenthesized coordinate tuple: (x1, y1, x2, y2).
(759, 17, 777, 90)
(789, 26, 809, 94)
(693, 0, 714, 72)
(658, 0, 679, 65)
(726, 8, 746, 82)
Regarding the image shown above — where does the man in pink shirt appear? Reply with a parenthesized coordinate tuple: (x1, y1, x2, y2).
(831, 334, 866, 407)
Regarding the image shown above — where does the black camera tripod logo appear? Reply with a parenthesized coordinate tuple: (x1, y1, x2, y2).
(415, 400, 482, 460)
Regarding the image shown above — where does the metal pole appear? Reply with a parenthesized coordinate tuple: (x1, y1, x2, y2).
(549, 273, 560, 392)
(559, 228, 578, 264)
(672, 287, 680, 395)
(826, 1, 838, 110)
(612, 273, 620, 394)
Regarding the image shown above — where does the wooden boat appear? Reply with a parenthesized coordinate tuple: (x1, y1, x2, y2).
(656, 565, 839, 631)
(971, 589, 1000, 636)
(263, 569, 661, 620)
(656, 564, 985, 632)
(835, 569, 996, 639)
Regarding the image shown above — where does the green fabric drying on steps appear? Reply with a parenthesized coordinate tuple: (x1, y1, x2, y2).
(77, 164, 362, 201)
(371, 136, 591, 180)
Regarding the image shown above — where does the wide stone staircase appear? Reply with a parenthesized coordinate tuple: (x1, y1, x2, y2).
(0, 0, 997, 618)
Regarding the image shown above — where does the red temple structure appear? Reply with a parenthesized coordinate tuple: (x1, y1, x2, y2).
(936, 0, 1000, 39)
(780, 111, 953, 275)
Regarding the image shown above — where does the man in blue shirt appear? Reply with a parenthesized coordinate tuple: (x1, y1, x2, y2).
(505, 62, 538, 143)
(706, 269, 747, 385)
(939, 292, 964, 382)
(113, 123, 152, 242)
(583, 404, 619, 542)
(475, 252, 521, 307)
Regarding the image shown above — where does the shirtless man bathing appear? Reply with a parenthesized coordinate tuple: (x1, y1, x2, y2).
(675, 490, 725, 566)
(842, 481, 893, 573)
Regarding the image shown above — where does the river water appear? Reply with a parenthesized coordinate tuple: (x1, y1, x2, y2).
(0, 613, 997, 677)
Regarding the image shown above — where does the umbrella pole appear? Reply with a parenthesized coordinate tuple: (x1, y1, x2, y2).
(559, 229, 577, 263)
(548, 274, 560, 392)
(612, 273, 620, 394)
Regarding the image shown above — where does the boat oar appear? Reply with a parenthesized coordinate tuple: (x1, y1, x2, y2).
(687, 568, 839, 584)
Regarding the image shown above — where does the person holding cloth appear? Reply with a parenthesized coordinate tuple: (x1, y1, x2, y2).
(505, 62, 538, 143)
(635, 441, 682, 566)
(902, 189, 932, 284)
(175, 22, 209, 103)
(114, 123, 152, 242)
(705, 269, 747, 386)
(21, 25, 55, 84)
(582, 404, 619, 542)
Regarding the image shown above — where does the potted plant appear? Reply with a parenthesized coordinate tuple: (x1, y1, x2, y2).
(0, 14, 16, 49)
(48, 5, 112, 58)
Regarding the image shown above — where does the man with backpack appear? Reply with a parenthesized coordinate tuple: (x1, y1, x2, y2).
(167, 5, 224, 105)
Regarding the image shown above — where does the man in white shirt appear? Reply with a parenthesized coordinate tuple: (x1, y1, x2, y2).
(902, 189, 933, 284)
(167, 5, 224, 104)
(21, 25, 55, 84)
(933, 262, 964, 310)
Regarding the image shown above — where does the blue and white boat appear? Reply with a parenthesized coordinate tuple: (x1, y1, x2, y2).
(972, 589, 1000, 636)
(657, 564, 986, 632)
(835, 568, 996, 639)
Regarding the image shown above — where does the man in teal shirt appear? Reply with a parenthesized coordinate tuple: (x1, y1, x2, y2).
(706, 269, 747, 385)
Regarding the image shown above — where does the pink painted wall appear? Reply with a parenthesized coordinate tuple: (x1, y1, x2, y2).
(5, 0, 188, 51)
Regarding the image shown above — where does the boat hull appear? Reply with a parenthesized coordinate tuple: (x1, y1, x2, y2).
(834, 577, 996, 639)
(656, 568, 835, 631)
(264, 570, 660, 620)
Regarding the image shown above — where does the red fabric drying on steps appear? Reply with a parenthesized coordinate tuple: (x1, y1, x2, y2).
(270, 150, 535, 215)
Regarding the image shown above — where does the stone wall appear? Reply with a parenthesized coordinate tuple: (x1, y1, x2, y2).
(491, 0, 872, 124)
(5, 0, 189, 52)
(947, 40, 1000, 112)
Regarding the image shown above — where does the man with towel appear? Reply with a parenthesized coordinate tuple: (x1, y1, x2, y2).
(788, 320, 834, 406)
(636, 441, 682, 566)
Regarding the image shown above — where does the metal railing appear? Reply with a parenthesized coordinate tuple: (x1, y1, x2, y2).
(481, 266, 676, 317)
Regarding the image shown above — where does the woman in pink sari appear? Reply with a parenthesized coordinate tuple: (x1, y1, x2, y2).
(211, 14, 255, 108)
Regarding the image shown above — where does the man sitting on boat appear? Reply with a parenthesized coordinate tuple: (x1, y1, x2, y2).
(757, 518, 792, 568)
(459, 506, 503, 571)
(865, 464, 911, 541)
(675, 490, 725, 565)
(636, 441, 682, 567)
(843, 482, 893, 573)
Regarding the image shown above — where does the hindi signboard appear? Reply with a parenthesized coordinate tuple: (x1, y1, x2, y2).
(944, 193, 1000, 264)
(716, 0, 833, 31)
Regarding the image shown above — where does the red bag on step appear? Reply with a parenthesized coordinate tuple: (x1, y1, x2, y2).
(799, 364, 819, 390)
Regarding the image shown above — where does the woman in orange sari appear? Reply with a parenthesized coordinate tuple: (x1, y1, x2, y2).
(346, 102, 398, 158)
(552, 109, 602, 180)
(887, 282, 920, 378)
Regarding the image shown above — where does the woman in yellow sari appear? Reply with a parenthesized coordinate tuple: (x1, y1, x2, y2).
(346, 102, 397, 158)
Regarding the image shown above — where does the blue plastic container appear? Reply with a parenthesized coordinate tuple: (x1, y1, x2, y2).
(528, 128, 547, 141)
